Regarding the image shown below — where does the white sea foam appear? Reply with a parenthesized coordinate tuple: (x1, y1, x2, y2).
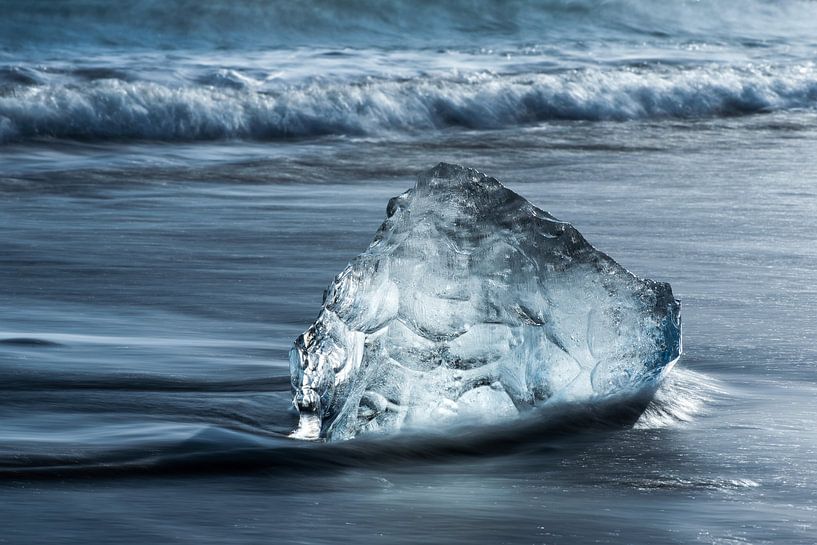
(2, 64, 816, 142)
(634, 368, 727, 429)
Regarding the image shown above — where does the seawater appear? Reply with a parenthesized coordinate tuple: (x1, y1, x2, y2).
(2, 1, 817, 543)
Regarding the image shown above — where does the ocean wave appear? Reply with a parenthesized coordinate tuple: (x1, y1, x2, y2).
(1, 64, 816, 142)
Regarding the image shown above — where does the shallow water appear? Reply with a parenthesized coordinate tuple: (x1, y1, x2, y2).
(3, 1, 817, 543)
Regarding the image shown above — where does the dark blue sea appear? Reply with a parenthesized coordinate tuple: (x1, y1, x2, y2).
(2, 1, 817, 543)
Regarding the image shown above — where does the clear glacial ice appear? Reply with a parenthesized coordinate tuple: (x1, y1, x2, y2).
(290, 163, 681, 440)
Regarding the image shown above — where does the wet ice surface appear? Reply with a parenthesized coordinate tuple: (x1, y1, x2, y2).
(291, 163, 680, 440)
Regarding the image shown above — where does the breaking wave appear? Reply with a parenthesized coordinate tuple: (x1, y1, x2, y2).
(634, 368, 726, 429)
(2, 64, 817, 143)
